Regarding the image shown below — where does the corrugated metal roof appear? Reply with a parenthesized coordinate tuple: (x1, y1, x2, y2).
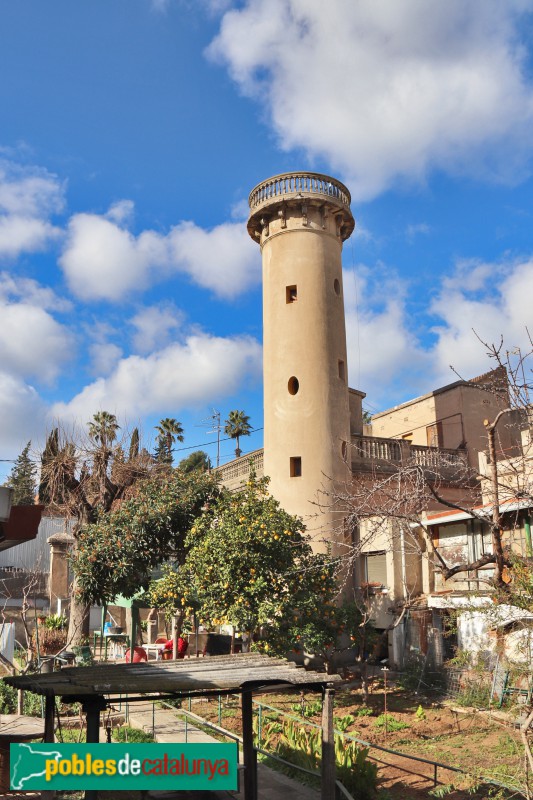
(5, 653, 340, 699)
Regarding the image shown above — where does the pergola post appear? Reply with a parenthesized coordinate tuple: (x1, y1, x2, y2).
(241, 688, 257, 800)
(41, 695, 57, 800)
(82, 695, 108, 800)
(321, 686, 336, 800)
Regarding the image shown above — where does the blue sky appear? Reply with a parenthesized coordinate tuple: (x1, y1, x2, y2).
(1, 0, 533, 480)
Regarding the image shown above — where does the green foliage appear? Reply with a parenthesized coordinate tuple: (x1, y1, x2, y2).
(4, 441, 37, 504)
(273, 719, 377, 800)
(154, 418, 184, 465)
(44, 614, 67, 631)
(334, 713, 356, 732)
(291, 699, 322, 717)
(224, 410, 252, 456)
(415, 704, 426, 721)
(186, 474, 363, 660)
(354, 706, 373, 717)
(495, 553, 533, 613)
(374, 714, 409, 731)
(112, 725, 154, 743)
(454, 681, 491, 709)
(73, 468, 219, 603)
(178, 450, 211, 473)
(0, 679, 17, 713)
(147, 562, 199, 619)
(0, 679, 42, 716)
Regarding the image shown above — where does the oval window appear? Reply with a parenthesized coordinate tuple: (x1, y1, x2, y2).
(288, 377, 299, 395)
(334, 278, 341, 296)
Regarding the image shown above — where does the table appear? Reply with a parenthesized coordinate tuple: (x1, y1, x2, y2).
(93, 631, 130, 660)
(0, 714, 45, 793)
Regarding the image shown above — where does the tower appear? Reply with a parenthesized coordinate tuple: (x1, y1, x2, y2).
(247, 172, 355, 551)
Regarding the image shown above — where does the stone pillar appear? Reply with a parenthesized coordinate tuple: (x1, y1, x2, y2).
(47, 532, 74, 614)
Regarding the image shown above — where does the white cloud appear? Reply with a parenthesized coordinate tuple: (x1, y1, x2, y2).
(343, 253, 533, 409)
(0, 302, 73, 383)
(130, 304, 184, 354)
(59, 203, 260, 302)
(88, 343, 123, 376)
(0, 271, 72, 312)
(167, 220, 259, 298)
(0, 160, 64, 257)
(343, 265, 429, 402)
(430, 256, 533, 383)
(0, 371, 47, 464)
(208, 0, 533, 199)
(51, 332, 262, 422)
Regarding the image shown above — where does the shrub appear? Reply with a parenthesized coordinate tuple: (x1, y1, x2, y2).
(112, 725, 154, 743)
(374, 714, 409, 732)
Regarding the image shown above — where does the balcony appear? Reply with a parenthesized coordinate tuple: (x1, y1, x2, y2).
(214, 449, 264, 491)
(351, 435, 468, 475)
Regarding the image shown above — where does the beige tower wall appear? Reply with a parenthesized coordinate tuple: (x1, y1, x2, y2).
(248, 174, 355, 552)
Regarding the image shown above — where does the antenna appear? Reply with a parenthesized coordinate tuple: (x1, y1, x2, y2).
(201, 409, 222, 467)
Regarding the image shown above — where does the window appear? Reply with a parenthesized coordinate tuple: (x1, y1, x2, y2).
(286, 285, 297, 303)
(361, 552, 387, 588)
(426, 422, 443, 447)
(338, 359, 345, 381)
(288, 376, 299, 395)
(333, 278, 341, 296)
(290, 457, 302, 477)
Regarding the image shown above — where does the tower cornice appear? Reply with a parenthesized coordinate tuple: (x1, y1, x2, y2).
(247, 171, 355, 243)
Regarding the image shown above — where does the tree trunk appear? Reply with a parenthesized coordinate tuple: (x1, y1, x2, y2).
(67, 572, 90, 647)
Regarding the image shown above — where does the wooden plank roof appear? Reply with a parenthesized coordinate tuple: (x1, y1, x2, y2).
(4, 653, 340, 699)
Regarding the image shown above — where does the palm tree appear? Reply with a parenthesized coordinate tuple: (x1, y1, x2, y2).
(87, 411, 120, 450)
(224, 410, 252, 459)
(154, 418, 184, 465)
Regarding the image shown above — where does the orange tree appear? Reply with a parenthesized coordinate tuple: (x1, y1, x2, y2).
(184, 474, 370, 662)
(73, 468, 219, 604)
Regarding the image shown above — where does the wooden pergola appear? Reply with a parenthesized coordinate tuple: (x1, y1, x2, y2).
(5, 653, 341, 800)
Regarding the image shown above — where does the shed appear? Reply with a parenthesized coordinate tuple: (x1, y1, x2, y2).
(5, 652, 341, 799)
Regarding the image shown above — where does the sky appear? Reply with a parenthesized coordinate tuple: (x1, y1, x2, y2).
(1, 0, 533, 480)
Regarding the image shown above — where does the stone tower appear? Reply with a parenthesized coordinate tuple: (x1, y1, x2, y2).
(247, 172, 355, 551)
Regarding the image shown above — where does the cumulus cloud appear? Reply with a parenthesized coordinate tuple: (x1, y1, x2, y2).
(343, 265, 429, 403)
(0, 160, 64, 257)
(130, 304, 184, 354)
(51, 332, 262, 422)
(430, 256, 533, 383)
(0, 371, 47, 466)
(343, 253, 533, 408)
(59, 203, 260, 302)
(208, 0, 533, 199)
(0, 273, 73, 384)
(0, 271, 72, 312)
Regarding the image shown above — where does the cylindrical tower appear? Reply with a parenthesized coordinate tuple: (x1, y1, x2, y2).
(248, 172, 355, 551)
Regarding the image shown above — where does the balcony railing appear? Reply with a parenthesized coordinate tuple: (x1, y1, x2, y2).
(248, 172, 351, 212)
(351, 435, 467, 471)
(214, 449, 264, 484)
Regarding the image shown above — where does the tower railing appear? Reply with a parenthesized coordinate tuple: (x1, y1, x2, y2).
(248, 171, 351, 211)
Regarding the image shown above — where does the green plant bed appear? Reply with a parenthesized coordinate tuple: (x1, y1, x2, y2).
(112, 725, 154, 743)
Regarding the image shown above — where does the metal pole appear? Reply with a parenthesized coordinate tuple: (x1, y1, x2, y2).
(321, 687, 336, 800)
(242, 690, 258, 800)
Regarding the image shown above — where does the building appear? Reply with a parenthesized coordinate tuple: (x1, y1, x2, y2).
(214, 171, 527, 667)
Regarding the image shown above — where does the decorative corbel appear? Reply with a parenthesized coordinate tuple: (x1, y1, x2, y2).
(301, 203, 308, 227)
(278, 203, 287, 229)
(260, 216, 269, 237)
(320, 204, 328, 230)
(335, 214, 344, 238)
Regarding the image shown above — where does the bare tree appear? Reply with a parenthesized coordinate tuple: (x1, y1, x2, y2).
(39, 415, 154, 646)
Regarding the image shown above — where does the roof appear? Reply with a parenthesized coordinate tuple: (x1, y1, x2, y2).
(5, 653, 340, 700)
